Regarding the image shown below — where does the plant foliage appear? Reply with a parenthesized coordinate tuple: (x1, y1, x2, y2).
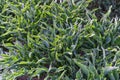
(0, 0, 120, 80)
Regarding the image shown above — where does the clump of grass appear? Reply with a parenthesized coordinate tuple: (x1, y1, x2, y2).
(0, 0, 120, 80)
(89, 0, 120, 18)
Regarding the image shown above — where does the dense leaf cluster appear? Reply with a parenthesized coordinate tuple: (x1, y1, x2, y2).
(89, 0, 120, 18)
(0, 0, 120, 80)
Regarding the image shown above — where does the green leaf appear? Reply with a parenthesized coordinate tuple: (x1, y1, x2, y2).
(74, 59, 89, 77)
(103, 66, 119, 75)
(76, 70, 82, 79)
(32, 67, 48, 77)
(58, 70, 66, 80)
(3, 43, 13, 47)
(56, 66, 66, 73)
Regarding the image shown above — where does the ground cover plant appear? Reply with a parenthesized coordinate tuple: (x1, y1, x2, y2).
(0, 0, 120, 80)
(89, 0, 120, 18)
